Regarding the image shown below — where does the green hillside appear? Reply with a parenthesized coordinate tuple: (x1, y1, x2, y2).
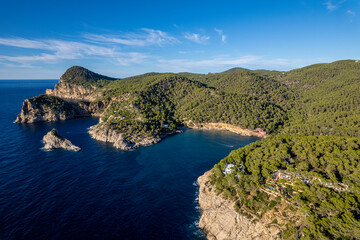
(97, 73, 288, 140)
(211, 135, 360, 239)
(209, 60, 360, 239)
(280, 60, 360, 137)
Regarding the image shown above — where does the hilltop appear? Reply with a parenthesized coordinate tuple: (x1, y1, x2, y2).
(60, 66, 117, 87)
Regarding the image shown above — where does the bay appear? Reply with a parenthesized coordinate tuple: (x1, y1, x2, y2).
(0, 80, 259, 240)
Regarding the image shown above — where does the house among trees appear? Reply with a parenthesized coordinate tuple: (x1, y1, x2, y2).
(272, 170, 291, 180)
(223, 163, 244, 175)
(223, 163, 235, 175)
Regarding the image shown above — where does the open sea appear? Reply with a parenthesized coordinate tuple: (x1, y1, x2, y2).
(0, 80, 259, 240)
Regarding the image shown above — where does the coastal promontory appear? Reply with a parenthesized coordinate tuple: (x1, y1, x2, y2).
(16, 66, 276, 150)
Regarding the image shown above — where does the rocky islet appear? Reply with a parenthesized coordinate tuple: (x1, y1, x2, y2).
(43, 128, 81, 151)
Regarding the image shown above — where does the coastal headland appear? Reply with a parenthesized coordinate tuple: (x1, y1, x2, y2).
(15, 60, 360, 239)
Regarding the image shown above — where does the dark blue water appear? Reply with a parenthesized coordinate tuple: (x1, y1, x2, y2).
(0, 80, 259, 240)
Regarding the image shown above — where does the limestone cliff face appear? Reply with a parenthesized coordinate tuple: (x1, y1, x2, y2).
(76, 99, 111, 117)
(189, 122, 267, 138)
(46, 78, 100, 101)
(197, 171, 280, 240)
(88, 123, 182, 150)
(88, 123, 162, 150)
(14, 96, 88, 123)
(43, 129, 81, 151)
(15, 92, 110, 123)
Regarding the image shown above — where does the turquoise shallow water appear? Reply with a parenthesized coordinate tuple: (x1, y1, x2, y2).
(0, 80, 259, 240)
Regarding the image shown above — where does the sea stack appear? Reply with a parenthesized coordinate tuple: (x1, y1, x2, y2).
(43, 128, 81, 151)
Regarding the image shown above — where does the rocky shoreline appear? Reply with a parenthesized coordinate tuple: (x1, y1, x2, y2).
(14, 97, 85, 123)
(197, 170, 280, 240)
(88, 123, 183, 150)
(14, 68, 267, 150)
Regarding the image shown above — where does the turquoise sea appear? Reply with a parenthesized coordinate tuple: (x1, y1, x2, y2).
(0, 80, 259, 239)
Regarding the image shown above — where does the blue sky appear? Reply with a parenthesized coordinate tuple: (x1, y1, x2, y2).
(0, 0, 359, 79)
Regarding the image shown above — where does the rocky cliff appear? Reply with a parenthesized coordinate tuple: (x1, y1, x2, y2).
(15, 93, 111, 123)
(46, 78, 100, 101)
(43, 128, 81, 151)
(88, 123, 161, 150)
(197, 171, 280, 240)
(88, 123, 183, 150)
(14, 95, 90, 123)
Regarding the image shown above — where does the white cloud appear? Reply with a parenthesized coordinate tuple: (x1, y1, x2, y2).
(0, 28, 177, 69)
(214, 28, 227, 43)
(325, 0, 346, 11)
(84, 28, 178, 47)
(346, 9, 355, 16)
(346, 9, 356, 22)
(0, 37, 147, 66)
(0, 38, 50, 49)
(184, 33, 210, 44)
(325, 1, 337, 10)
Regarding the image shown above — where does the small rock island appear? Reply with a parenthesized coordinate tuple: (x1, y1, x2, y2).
(43, 129, 81, 151)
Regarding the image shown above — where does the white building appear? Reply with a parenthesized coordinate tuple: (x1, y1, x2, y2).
(223, 164, 235, 175)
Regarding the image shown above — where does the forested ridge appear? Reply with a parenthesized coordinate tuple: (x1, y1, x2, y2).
(94, 71, 291, 140)
(280, 60, 360, 137)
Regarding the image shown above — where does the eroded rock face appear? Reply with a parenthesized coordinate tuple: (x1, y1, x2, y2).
(14, 94, 110, 124)
(75, 99, 111, 117)
(46, 78, 100, 101)
(88, 123, 161, 151)
(43, 129, 81, 151)
(14, 96, 87, 123)
(197, 171, 280, 240)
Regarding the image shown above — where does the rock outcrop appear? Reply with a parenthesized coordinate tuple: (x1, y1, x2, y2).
(43, 128, 81, 151)
(14, 95, 89, 123)
(75, 99, 111, 117)
(88, 123, 161, 150)
(46, 78, 100, 101)
(88, 123, 182, 150)
(14, 94, 111, 123)
(197, 171, 280, 240)
(189, 122, 268, 138)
